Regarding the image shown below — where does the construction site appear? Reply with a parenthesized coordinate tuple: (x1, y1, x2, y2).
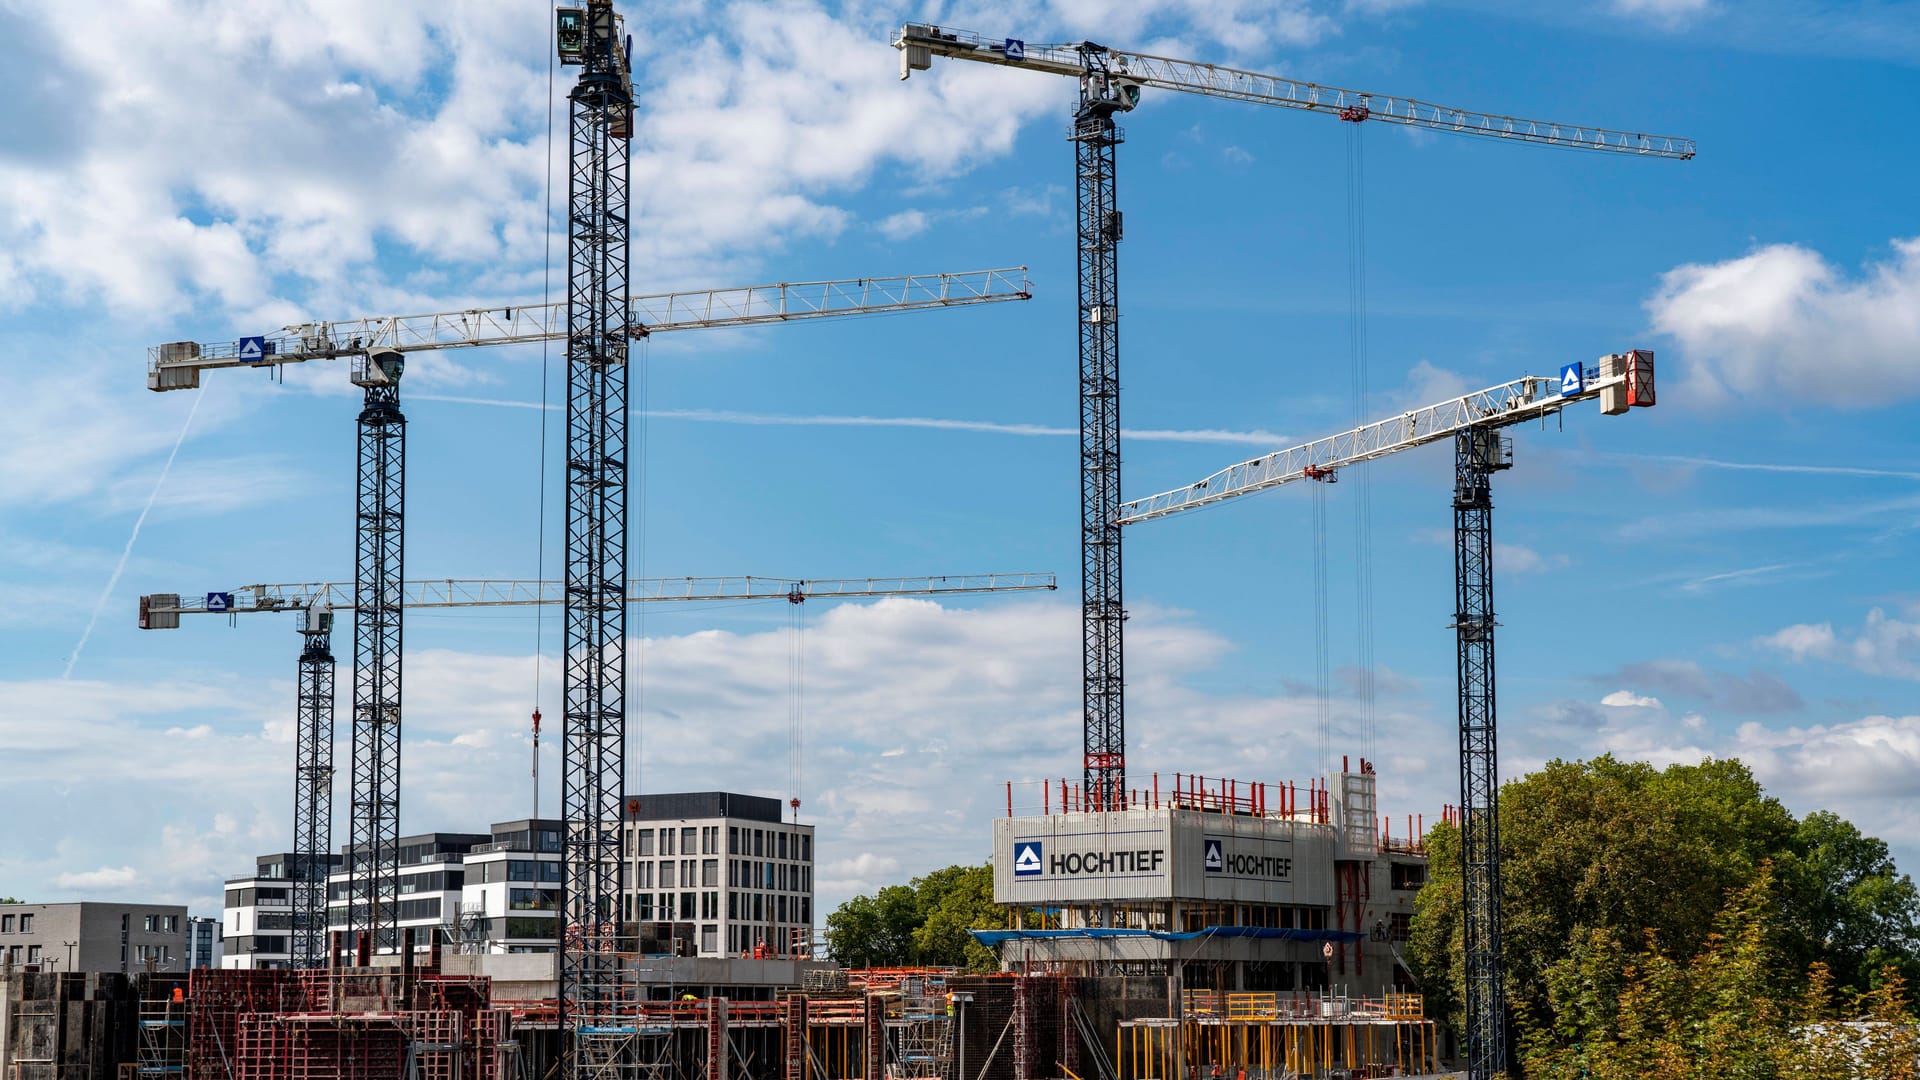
(0, 4, 1708, 1080)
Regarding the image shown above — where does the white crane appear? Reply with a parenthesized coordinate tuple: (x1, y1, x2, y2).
(146, 268, 1032, 390)
(1120, 350, 1655, 1074)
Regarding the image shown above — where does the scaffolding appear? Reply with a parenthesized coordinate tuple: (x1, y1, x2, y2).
(1119, 991, 1435, 1080)
(886, 976, 951, 1080)
(136, 976, 190, 1080)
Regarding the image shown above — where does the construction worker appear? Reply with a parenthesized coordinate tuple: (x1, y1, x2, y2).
(1209, 1062, 1222, 1080)
(1235, 1065, 1247, 1080)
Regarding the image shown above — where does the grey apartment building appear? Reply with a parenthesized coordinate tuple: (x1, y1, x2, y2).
(0, 902, 190, 973)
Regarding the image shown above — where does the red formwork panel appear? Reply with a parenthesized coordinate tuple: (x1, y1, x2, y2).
(188, 969, 305, 1080)
(471, 1009, 512, 1080)
(234, 1014, 409, 1080)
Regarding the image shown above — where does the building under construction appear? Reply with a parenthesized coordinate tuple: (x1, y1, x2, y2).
(2, 761, 1439, 1080)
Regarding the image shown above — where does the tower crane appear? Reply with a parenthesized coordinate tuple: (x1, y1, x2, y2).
(1119, 351, 1657, 1080)
(142, 265, 1028, 962)
(139, 571, 1056, 970)
(895, 24, 1692, 833)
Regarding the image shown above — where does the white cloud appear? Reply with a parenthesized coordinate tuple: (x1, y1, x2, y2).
(0, 598, 1457, 915)
(1647, 238, 1920, 407)
(1521, 685, 1920, 872)
(1601, 689, 1663, 709)
(876, 210, 929, 241)
(1762, 608, 1920, 679)
(1608, 0, 1716, 29)
(1496, 543, 1570, 575)
(54, 866, 141, 891)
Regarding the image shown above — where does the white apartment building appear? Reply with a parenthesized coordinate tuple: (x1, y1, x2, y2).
(221, 795, 813, 966)
(456, 819, 563, 953)
(621, 792, 814, 959)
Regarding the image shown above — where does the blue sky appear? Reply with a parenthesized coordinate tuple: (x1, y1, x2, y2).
(3, 0, 1919, 918)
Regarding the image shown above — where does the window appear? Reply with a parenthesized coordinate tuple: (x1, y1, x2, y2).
(18, 914, 30, 933)
(145, 914, 157, 932)
(701, 925, 717, 954)
(1389, 912, 1412, 942)
(636, 831, 654, 857)
(778, 832, 788, 860)
(637, 863, 653, 889)
(728, 826, 738, 851)
(165, 915, 179, 933)
(1, 915, 12, 933)
(27, 945, 40, 964)
(753, 830, 764, 857)
(702, 859, 718, 887)
(659, 862, 675, 889)
(779, 864, 788, 891)
(802, 835, 811, 862)
(1390, 863, 1427, 891)
(509, 889, 553, 912)
(663, 829, 675, 856)
(680, 892, 696, 920)
(728, 893, 738, 919)
(508, 861, 539, 882)
(541, 862, 561, 883)
(681, 827, 696, 854)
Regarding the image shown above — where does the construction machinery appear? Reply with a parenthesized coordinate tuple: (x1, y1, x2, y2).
(894, 24, 1691, 836)
(1119, 351, 1657, 1079)
(140, 572, 1055, 970)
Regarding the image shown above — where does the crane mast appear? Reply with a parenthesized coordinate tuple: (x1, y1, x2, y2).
(1075, 44, 1130, 813)
(351, 349, 405, 955)
(559, 2, 631, 1069)
(292, 606, 335, 970)
(1120, 351, 1655, 1079)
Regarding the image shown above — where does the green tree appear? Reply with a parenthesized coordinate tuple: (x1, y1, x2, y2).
(1408, 755, 1920, 1045)
(825, 863, 1011, 973)
(825, 884, 919, 968)
(1522, 865, 1797, 1080)
(1775, 810, 1920, 992)
(911, 863, 1007, 972)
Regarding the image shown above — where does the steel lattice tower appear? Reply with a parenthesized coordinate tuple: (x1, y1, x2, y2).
(1074, 46, 1127, 812)
(349, 375, 404, 954)
(1453, 428, 1510, 1080)
(562, 2, 631, 1070)
(293, 615, 335, 968)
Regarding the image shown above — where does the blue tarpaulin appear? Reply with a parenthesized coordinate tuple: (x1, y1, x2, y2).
(969, 926, 1362, 946)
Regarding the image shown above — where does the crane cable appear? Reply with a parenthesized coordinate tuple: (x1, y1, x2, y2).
(531, 8, 557, 817)
(788, 596, 806, 823)
(1345, 118, 1379, 767)
(1312, 481, 1331, 779)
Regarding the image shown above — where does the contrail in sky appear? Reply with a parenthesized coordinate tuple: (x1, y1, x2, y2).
(412, 394, 1287, 447)
(63, 389, 205, 680)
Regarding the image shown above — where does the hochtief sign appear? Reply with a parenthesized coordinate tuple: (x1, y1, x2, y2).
(1048, 848, 1166, 875)
(1204, 837, 1292, 880)
(994, 810, 1332, 906)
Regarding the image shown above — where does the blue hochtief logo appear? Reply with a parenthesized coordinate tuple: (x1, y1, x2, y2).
(1013, 841, 1044, 877)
